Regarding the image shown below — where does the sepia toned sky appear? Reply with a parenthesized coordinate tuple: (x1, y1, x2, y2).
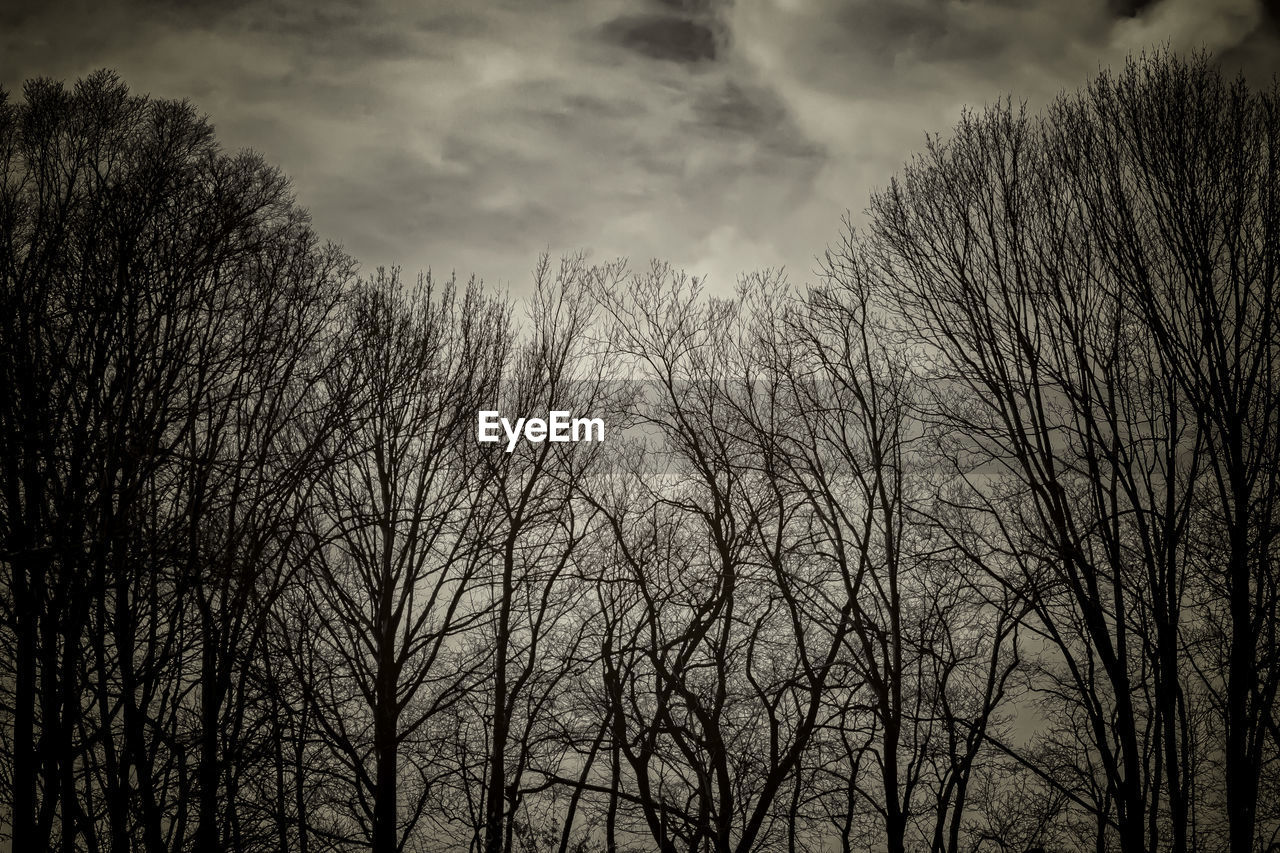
(4, 0, 1279, 294)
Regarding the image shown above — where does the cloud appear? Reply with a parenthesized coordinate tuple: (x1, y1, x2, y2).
(727, 0, 1280, 254)
(2, 0, 1277, 294)
(1112, 0, 1262, 54)
(601, 14, 721, 63)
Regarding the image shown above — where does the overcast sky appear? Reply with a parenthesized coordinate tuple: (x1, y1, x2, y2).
(4, 0, 1279, 294)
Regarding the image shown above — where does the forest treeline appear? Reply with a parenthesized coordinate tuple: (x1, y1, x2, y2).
(1, 52, 1278, 853)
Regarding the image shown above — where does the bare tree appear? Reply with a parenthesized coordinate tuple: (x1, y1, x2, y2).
(767, 245, 1023, 853)
(864, 51, 1278, 853)
(577, 264, 867, 853)
(475, 253, 624, 853)
(0, 70, 354, 853)
(294, 269, 508, 853)
(1049, 53, 1280, 853)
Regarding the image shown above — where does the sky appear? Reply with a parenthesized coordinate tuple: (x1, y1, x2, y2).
(4, 0, 1280, 295)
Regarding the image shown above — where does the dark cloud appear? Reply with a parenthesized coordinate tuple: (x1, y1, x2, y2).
(601, 14, 720, 62)
(692, 79, 822, 161)
(697, 80, 776, 132)
(654, 0, 713, 10)
(1109, 0, 1162, 16)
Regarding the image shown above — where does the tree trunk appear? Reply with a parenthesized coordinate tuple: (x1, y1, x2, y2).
(1226, 520, 1258, 853)
(196, 607, 222, 853)
(484, 538, 516, 853)
(11, 551, 39, 853)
